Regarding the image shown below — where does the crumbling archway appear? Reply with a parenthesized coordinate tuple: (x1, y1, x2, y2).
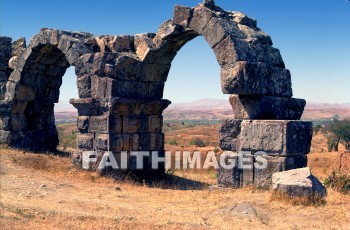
(0, 1, 312, 187)
(0, 30, 95, 151)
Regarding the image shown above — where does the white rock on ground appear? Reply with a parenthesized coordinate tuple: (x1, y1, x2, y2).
(272, 167, 326, 198)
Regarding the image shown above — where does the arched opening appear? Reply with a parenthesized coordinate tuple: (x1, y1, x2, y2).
(55, 66, 79, 152)
(163, 36, 225, 153)
(8, 44, 76, 152)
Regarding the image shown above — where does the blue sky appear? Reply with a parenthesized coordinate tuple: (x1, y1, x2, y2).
(1, 0, 349, 105)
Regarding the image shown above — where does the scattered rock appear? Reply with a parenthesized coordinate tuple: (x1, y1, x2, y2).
(217, 203, 269, 224)
(272, 167, 326, 198)
(114, 186, 121, 191)
(39, 184, 46, 189)
(208, 184, 227, 191)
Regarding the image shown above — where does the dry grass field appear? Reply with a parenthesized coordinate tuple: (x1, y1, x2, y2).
(0, 123, 349, 229)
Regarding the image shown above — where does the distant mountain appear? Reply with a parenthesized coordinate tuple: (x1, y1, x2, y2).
(164, 99, 350, 120)
(303, 102, 350, 120)
(163, 98, 233, 120)
(54, 103, 77, 121)
(54, 99, 350, 121)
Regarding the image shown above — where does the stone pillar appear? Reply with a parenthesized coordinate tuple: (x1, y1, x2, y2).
(0, 37, 12, 100)
(70, 98, 170, 176)
(218, 119, 312, 188)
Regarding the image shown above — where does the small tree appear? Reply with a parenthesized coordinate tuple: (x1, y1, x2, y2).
(189, 138, 206, 147)
(330, 119, 350, 151)
(313, 124, 322, 135)
(327, 135, 337, 152)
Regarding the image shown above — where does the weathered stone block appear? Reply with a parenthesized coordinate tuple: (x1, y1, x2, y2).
(109, 115, 122, 133)
(286, 121, 313, 155)
(152, 20, 198, 54)
(148, 115, 163, 133)
(188, 4, 214, 34)
(131, 134, 140, 151)
(0, 130, 13, 144)
(107, 35, 135, 52)
(113, 80, 149, 99)
(142, 100, 171, 115)
(70, 98, 102, 116)
(230, 12, 257, 28)
(95, 134, 109, 151)
(10, 84, 35, 101)
(12, 37, 26, 56)
(150, 133, 164, 150)
(10, 114, 27, 131)
(237, 24, 272, 45)
(229, 95, 305, 120)
(138, 133, 164, 151)
(213, 35, 284, 68)
(24, 101, 54, 115)
(110, 134, 130, 151)
(143, 64, 171, 82)
(0, 36, 12, 45)
(217, 152, 254, 187)
(141, 50, 177, 65)
(148, 81, 164, 99)
(77, 75, 92, 98)
(202, 17, 245, 48)
(272, 167, 326, 198)
(89, 116, 108, 133)
(110, 98, 170, 116)
(65, 42, 92, 65)
(123, 115, 148, 133)
(0, 115, 10, 130)
(105, 55, 143, 80)
(77, 133, 94, 149)
(42, 87, 60, 103)
(221, 62, 292, 97)
(213, 36, 248, 67)
(173, 5, 193, 27)
(254, 155, 307, 188)
(77, 52, 112, 77)
(219, 119, 242, 151)
(11, 101, 28, 114)
(77, 116, 89, 133)
(31, 115, 56, 131)
(239, 120, 312, 156)
(91, 76, 107, 99)
(134, 33, 156, 61)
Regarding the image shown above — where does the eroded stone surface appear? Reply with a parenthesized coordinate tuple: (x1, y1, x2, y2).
(229, 94, 305, 120)
(219, 119, 312, 156)
(272, 167, 326, 198)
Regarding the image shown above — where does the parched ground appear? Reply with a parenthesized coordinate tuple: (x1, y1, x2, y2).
(0, 127, 350, 229)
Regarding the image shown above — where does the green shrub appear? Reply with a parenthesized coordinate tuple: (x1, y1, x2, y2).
(189, 138, 206, 147)
(167, 139, 178, 145)
(213, 146, 220, 153)
(324, 171, 350, 194)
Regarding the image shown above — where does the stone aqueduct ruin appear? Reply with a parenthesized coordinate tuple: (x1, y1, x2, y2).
(0, 1, 312, 187)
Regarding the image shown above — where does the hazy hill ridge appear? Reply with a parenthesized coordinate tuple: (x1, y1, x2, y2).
(54, 98, 350, 121)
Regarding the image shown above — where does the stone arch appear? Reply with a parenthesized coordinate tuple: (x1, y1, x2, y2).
(133, 2, 305, 120)
(1, 29, 95, 151)
(0, 1, 313, 187)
